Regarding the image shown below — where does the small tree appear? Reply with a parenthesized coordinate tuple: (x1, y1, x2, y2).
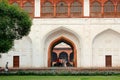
(0, 0, 32, 53)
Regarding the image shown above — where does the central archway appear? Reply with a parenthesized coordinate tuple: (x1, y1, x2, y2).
(48, 36, 77, 67)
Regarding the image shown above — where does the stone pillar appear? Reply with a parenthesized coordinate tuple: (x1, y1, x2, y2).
(34, 0, 40, 17)
(84, 0, 90, 17)
(53, 3, 56, 17)
(68, 3, 71, 17)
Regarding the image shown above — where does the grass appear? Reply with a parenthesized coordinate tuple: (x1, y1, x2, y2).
(0, 76, 120, 80)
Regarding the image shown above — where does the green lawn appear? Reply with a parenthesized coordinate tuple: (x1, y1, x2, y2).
(0, 76, 120, 80)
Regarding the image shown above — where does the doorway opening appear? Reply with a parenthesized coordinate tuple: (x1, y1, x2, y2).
(13, 56, 19, 68)
(105, 55, 112, 67)
(48, 36, 77, 67)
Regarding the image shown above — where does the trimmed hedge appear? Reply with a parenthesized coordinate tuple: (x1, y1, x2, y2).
(1, 70, 120, 76)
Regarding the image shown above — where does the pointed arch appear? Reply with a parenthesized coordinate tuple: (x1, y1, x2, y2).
(56, 1, 67, 13)
(9, 0, 20, 5)
(90, 1, 102, 17)
(43, 27, 81, 67)
(43, 27, 81, 50)
(48, 36, 77, 67)
(12, 2, 19, 6)
(93, 29, 120, 43)
(116, 1, 120, 17)
(92, 29, 120, 67)
(91, 1, 101, 12)
(44, 27, 80, 43)
(104, 1, 114, 12)
(23, 1, 34, 17)
(23, 2, 33, 13)
(56, 1, 68, 17)
(70, 1, 83, 17)
(51, 52, 57, 62)
(41, 1, 54, 17)
(103, 0, 115, 17)
(59, 51, 68, 61)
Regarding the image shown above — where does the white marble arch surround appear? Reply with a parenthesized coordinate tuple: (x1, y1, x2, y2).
(43, 27, 81, 67)
(92, 29, 120, 67)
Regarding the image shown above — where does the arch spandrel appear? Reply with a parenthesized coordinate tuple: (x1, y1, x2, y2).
(43, 27, 80, 44)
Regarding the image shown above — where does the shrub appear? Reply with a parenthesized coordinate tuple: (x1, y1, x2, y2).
(0, 70, 120, 76)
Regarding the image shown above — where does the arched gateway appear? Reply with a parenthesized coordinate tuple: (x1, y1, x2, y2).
(48, 36, 77, 67)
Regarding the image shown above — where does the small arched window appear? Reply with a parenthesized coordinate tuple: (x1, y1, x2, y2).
(12, 2, 19, 6)
(42, 2, 53, 13)
(23, 2, 33, 13)
(51, 52, 57, 62)
(104, 1, 114, 12)
(117, 2, 120, 12)
(91, 2, 101, 12)
(116, 2, 120, 17)
(59, 52, 68, 61)
(104, 1, 114, 17)
(90, 1, 101, 17)
(41, 2, 53, 17)
(56, 2, 68, 17)
(71, 1, 82, 17)
(23, 2, 34, 17)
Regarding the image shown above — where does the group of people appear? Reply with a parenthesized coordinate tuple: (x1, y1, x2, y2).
(53, 58, 72, 67)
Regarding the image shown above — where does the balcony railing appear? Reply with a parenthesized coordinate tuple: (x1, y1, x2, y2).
(56, 13, 68, 18)
(41, 13, 54, 18)
(90, 12, 102, 18)
(70, 12, 82, 18)
(103, 12, 115, 18)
